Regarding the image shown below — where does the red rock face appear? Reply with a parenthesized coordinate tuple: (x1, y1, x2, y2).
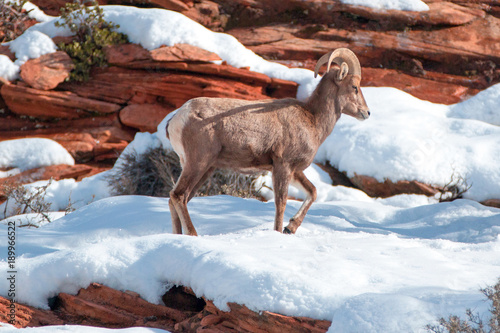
(0, 42, 298, 199)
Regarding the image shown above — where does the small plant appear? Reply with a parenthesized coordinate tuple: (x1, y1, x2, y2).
(107, 147, 262, 199)
(427, 279, 500, 333)
(0, 0, 33, 43)
(438, 171, 472, 203)
(2, 180, 53, 227)
(55, 0, 128, 81)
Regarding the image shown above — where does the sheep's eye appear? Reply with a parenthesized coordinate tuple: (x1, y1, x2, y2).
(353, 86, 358, 94)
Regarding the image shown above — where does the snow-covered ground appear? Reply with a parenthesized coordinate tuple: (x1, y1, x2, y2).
(0, 2, 499, 333)
(341, 0, 429, 11)
(1, 194, 499, 332)
(0, 326, 169, 333)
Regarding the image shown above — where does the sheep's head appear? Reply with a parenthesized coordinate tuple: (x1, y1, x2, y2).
(314, 48, 370, 121)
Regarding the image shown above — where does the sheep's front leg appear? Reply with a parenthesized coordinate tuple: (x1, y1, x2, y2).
(284, 171, 317, 234)
(272, 163, 292, 232)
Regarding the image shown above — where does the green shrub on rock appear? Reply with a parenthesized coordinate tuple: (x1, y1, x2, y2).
(55, 0, 128, 82)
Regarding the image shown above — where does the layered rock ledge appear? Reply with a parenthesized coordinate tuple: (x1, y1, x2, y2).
(0, 283, 331, 333)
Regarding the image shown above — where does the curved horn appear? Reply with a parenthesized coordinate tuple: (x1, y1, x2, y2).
(314, 48, 361, 78)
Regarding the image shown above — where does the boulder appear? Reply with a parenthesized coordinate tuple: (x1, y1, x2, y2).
(120, 104, 174, 133)
(20, 51, 74, 90)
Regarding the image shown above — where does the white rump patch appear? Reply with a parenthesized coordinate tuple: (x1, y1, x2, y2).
(167, 102, 192, 166)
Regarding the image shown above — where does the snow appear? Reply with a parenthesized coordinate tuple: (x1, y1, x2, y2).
(0, 324, 169, 333)
(23, 1, 56, 23)
(341, 0, 429, 11)
(0, 55, 19, 81)
(448, 83, 500, 126)
(0, 138, 74, 174)
(7, 30, 57, 65)
(0, 174, 110, 219)
(1, 195, 499, 332)
(315, 86, 500, 202)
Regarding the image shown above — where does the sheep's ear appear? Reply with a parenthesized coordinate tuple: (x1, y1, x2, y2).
(337, 62, 349, 81)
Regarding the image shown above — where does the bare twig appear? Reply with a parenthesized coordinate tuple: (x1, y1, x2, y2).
(438, 171, 472, 203)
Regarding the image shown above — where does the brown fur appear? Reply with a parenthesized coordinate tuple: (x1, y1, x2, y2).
(166, 64, 370, 236)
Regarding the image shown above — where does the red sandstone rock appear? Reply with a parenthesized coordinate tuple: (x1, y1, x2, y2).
(0, 113, 122, 133)
(93, 141, 129, 161)
(1, 84, 121, 119)
(151, 43, 222, 62)
(337, 1, 485, 26)
(350, 174, 440, 198)
(314, 163, 440, 198)
(0, 296, 63, 328)
(481, 199, 500, 209)
(0, 164, 92, 187)
(150, 0, 190, 11)
(59, 66, 275, 109)
(177, 300, 331, 333)
(28, 0, 74, 16)
(58, 292, 137, 326)
(79, 283, 189, 323)
(120, 104, 174, 133)
(0, 45, 15, 61)
(362, 67, 482, 104)
(104, 43, 221, 65)
(0, 283, 331, 332)
(104, 44, 296, 98)
(103, 43, 151, 66)
(233, 20, 500, 68)
(20, 51, 74, 90)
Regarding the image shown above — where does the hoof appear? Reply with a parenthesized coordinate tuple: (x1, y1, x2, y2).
(283, 227, 293, 234)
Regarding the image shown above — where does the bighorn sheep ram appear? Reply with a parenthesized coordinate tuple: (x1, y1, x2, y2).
(166, 48, 370, 236)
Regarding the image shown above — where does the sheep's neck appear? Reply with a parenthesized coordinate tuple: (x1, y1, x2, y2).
(306, 86, 341, 144)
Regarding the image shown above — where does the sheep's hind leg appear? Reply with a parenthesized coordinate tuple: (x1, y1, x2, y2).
(284, 171, 317, 234)
(169, 166, 215, 234)
(169, 164, 214, 236)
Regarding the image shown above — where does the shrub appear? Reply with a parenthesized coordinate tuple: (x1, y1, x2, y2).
(107, 147, 263, 199)
(2, 181, 53, 227)
(0, 0, 33, 43)
(55, 0, 128, 82)
(427, 279, 500, 333)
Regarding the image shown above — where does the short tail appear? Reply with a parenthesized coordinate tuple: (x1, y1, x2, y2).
(165, 118, 171, 140)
